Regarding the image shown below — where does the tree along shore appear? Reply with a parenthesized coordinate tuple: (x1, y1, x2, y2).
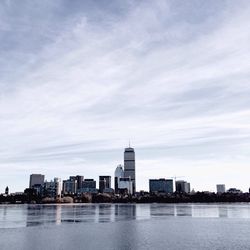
(1, 192, 250, 204)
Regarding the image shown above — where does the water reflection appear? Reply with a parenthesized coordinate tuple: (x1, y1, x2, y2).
(218, 206, 228, 218)
(1, 203, 250, 228)
(175, 205, 192, 217)
(150, 204, 175, 217)
(98, 204, 112, 223)
(115, 204, 136, 221)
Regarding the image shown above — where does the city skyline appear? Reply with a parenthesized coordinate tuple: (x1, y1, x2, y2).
(1, 145, 247, 194)
(1, 1, 250, 193)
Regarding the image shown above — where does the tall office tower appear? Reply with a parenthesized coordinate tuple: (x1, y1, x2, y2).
(124, 147, 136, 194)
(29, 174, 45, 188)
(99, 176, 111, 193)
(114, 165, 124, 194)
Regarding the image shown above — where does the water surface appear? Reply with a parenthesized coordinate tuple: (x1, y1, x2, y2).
(1, 203, 250, 249)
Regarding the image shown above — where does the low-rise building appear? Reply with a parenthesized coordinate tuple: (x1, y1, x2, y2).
(149, 179, 173, 194)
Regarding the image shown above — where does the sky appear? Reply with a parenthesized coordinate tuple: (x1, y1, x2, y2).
(0, 0, 250, 193)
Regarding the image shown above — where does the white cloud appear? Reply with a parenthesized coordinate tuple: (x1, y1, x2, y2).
(0, 0, 250, 192)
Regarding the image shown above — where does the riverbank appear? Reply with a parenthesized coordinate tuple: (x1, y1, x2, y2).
(1, 192, 250, 204)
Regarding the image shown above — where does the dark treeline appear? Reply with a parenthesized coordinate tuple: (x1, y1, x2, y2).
(1, 191, 250, 204)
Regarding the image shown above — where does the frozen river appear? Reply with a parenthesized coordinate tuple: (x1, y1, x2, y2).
(1, 203, 250, 249)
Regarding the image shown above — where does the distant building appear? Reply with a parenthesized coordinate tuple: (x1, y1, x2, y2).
(149, 179, 173, 193)
(62, 178, 77, 195)
(99, 176, 111, 193)
(76, 175, 84, 190)
(79, 179, 97, 193)
(29, 174, 44, 188)
(114, 165, 124, 194)
(216, 184, 226, 193)
(63, 175, 84, 194)
(175, 180, 190, 193)
(119, 177, 133, 195)
(44, 178, 61, 198)
(124, 147, 136, 194)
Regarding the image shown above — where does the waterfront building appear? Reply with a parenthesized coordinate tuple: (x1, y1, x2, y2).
(29, 174, 45, 188)
(44, 178, 61, 198)
(216, 184, 226, 193)
(78, 179, 98, 193)
(99, 176, 111, 193)
(118, 177, 133, 195)
(175, 180, 191, 193)
(149, 179, 173, 193)
(124, 147, 136, 194)
(62, 178, 77, 195)
(76, 175, 84, 190)
(114, 164, 124, 194)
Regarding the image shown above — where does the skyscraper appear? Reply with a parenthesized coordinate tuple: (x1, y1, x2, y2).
(124, 147, 136, 194)
(114, 164, 124, 194)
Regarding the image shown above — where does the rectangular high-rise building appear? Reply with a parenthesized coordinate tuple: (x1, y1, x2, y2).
(124, 147, 136, 194)
(99, 176, 111, 193)
(29, 174, 45, 188)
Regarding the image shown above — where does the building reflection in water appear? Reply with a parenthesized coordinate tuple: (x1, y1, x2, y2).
(26, 205, 43, 227)
(98, 204, 112, 223)
(150, 204, 175, 217)
(175, 205, 192, 217)
(114, 204, 136, 222)
(218, 205, 228, 218)
(113, 204, 138, 250)
(62, 204, 97, 223)
(55, 205, 61, 225)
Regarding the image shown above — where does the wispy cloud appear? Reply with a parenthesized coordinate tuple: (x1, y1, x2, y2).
(0, 0, 250, 192)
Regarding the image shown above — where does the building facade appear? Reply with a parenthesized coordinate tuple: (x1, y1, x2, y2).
(29, 174, 45, 188)
(62, 178, 77, 194)
(44, 177, 61, 198)
(78, 179, 97, 193)
(124, 147, 136, 194)
(149, 179, 173, 193)
(99, 176, 111, 193)
(175, 180, 191, 193)
(119, 177, 133, 195)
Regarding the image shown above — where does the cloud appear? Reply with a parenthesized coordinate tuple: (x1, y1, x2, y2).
(0, 0, 250, 192)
